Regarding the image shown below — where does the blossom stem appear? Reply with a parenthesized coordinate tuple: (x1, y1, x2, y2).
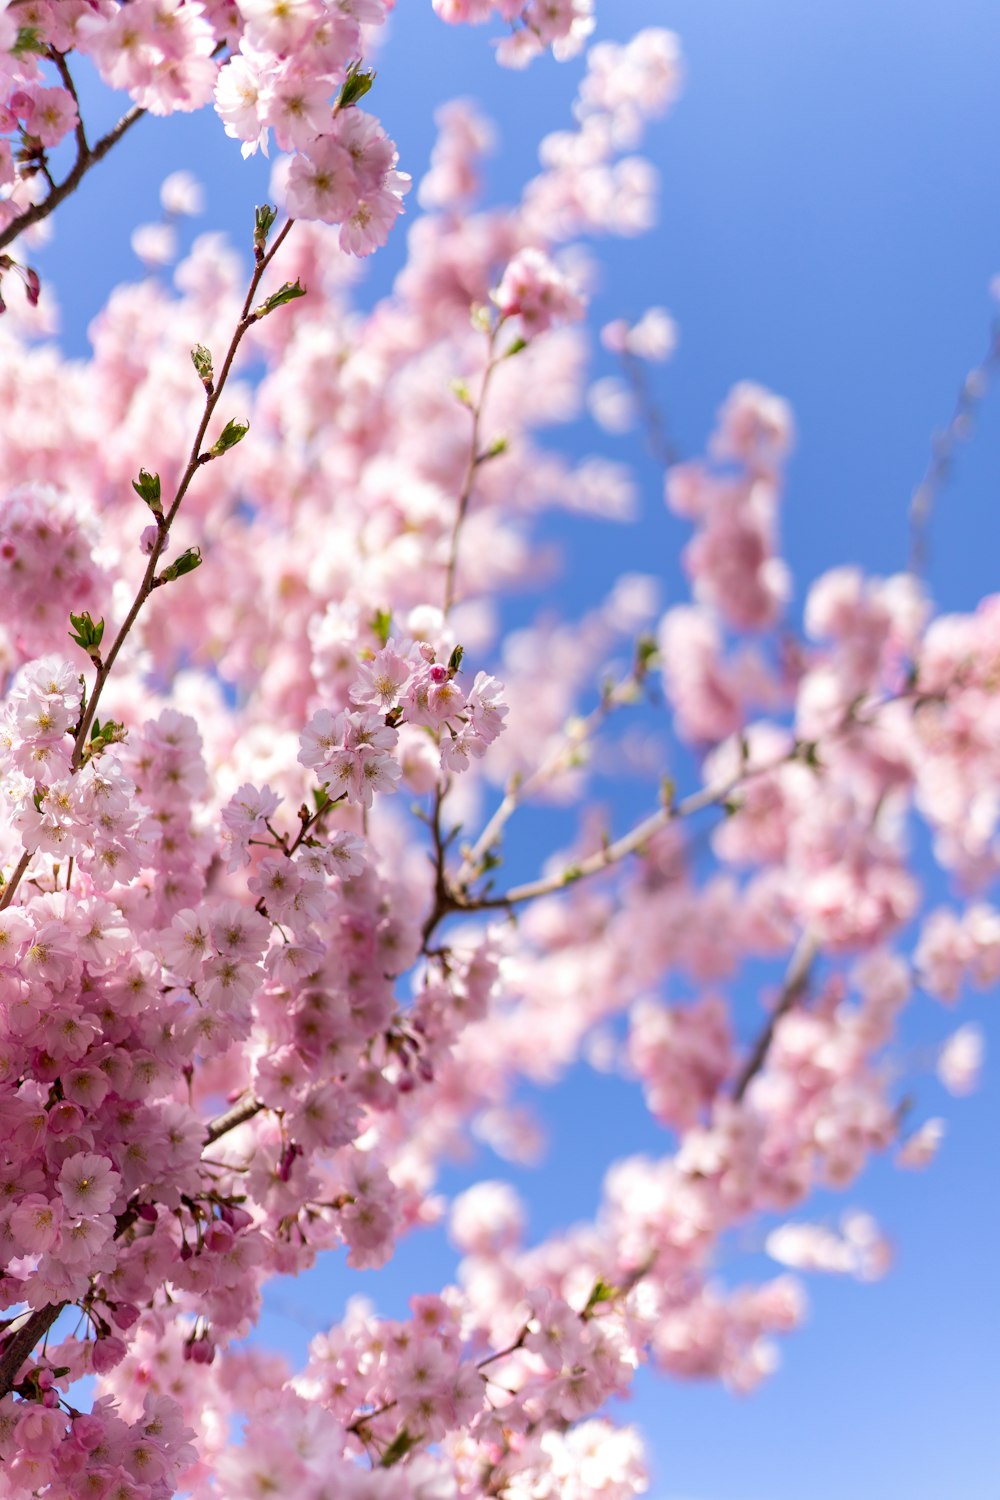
(732, 929, 818, 1101)
(0, 58, 144, 253)
(443, 324, 500, 616)
(71, 220, 295, 767)
(455, 668, 648, 890)
(908, 318, 1000, 576)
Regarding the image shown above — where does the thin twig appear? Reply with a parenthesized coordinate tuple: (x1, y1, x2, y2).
(454, 670, 649, 893)
(0, 82, 144, 253)
(908, 320, 1000, 576)
(71, 220, 295, 765)
(620, 347, 680, 469)
(732, 929, 818, 1101)
(443, 325, 500, 615)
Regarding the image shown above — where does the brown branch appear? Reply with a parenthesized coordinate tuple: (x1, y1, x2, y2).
(0, 1303, 64, 1397)
(71, 219, 295, 764)
(620, 347, 680, 469)
(203, 1095, 266, 1147)
(908, 320, 1000, 576)
(443, 325, 501, 616)
(0, 81, 144, 253)
(453, 668, 647, 894)
(732, 929, 818, 1102)
(0, 849, 31, 911)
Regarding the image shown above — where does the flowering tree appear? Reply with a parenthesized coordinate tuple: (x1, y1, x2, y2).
(0, 3, 993, 1496)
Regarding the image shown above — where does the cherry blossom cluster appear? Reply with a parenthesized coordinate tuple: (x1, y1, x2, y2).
(0, 9, 993, 1500)
(0, 0, 604, 280)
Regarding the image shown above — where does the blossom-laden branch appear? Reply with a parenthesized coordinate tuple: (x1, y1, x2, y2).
(0, 53, 144, 255)
(70, 214, 296, 766)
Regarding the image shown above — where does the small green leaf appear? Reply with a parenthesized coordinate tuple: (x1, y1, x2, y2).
(583, 1277, 618, 1316)
(450, 378, 473, 407)
(158, 547, 203, 584)
(380, 1428, 417, 1468)
(447, 644, 464, 675)
(561, 864, 583, 885)
(68, 611, 105, 659)
(312, 786, 332, 814)
(87, 719, 126, 758)
(660, 775, 676, 811)
(635, 634, 658, 674)
(191, 344, 214, 389)
(477, 436, 508, 463)
(254, 204, 277, 254)
(132, 469, 162, 515)
(503, 335, 528, 358)
(794, 739, 822, 771)
(12, 26, 44, 55)
(252, 279, 307, 320)
(371, 608, 392, 647)
(208, 419, 249, 458)
(338, 63, 376, 109)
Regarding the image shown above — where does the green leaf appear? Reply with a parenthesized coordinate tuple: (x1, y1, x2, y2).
(12, 26, 44, 56)
(583, 1277, 618, 1315)
(560, 864, 583, 885)
(87, 719, 126, 757)
(252, 279, 307, 320)
(209, 419, 249, 458)
(158, 547, 203, 584)
(312, 787, 332, 814)
(254, 204, 277, 254)
(338, 63, 376, 109)
(371, 608, 392, 647)
(132, 469, 162, 515)
(794, 739, 822, 771)
(68, 611, 105, 658)
(503, 335, 529, 358)
(447, 644, 464, 675)
(634, 634, 659, 673)
(191, 344, 214, 389)
(449, 378, 473, 408)
(477, 436, 508, 463)
(380, 1428, 417, 1468)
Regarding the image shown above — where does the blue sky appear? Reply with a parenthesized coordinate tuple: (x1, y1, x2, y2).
(28, 3, 1000, 1497)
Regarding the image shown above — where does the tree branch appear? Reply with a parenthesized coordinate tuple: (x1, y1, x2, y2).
(0, 78, 144, 254)
(71, 219, 295, 764)
(0, 1304, 64, 1397)
(732, 929, 818, 1102)
(203, 1095, 265, 1147)
(443, 324, 501, 616)
(908, 319, 1000, 576)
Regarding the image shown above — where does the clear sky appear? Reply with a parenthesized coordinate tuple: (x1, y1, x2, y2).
(30, 3, 1000, 1497)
